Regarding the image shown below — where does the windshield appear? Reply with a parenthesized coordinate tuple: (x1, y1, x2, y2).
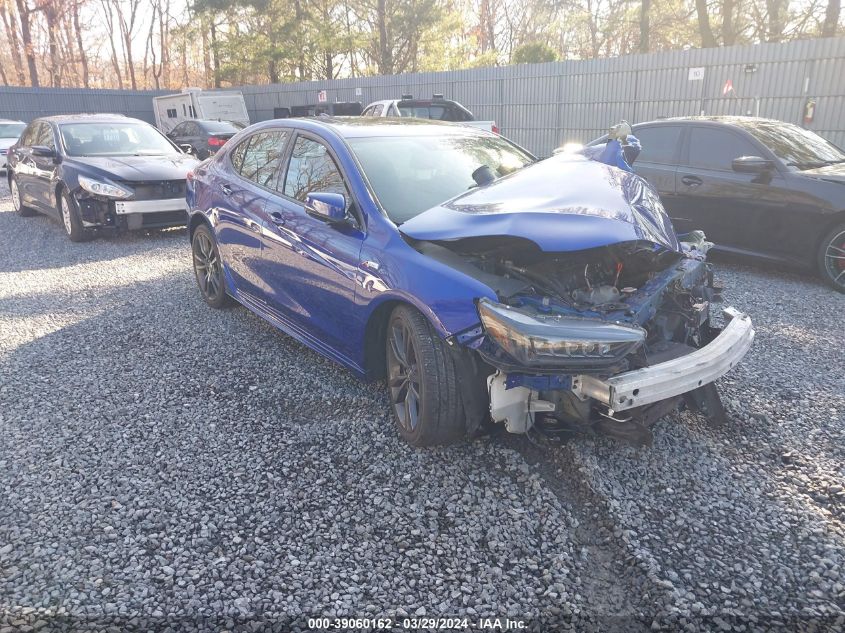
(743, 122, 845, 168)
(349, 134, 535, 224)
(202, 121, 241, 134)
(59, 122, 178, 157)
(0, 123, 25, 138)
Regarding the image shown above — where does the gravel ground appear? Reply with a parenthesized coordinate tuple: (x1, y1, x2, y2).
(0, 178, 843, 632)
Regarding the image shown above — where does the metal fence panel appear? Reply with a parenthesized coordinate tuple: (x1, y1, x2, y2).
(0, 37, 842, 153)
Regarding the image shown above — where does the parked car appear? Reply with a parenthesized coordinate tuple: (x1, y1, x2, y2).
(0, 119, 26, 171)
(166, 119, 242, 159)
(8, 114, 198, 241)
(186, 118, 753, 447)
(363, 94, 499, 133)
(585, 117, 845, 292)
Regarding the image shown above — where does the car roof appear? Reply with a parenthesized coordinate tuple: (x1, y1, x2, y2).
(252, 116, 491, 139)
(634, 116, 787, 130)
(37, 113, 137, 124)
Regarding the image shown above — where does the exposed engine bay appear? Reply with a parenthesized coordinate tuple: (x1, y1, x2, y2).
(413, 234, 743, 446)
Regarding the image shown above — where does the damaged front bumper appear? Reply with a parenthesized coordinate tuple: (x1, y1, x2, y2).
(571, 307, 754, 413)
(486, 307, 754, 439)
(75, 188, 188, 231)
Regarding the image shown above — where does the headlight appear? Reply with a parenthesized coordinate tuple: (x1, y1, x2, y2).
(78, 175, 133, 199)
(477, 298, 645, 368)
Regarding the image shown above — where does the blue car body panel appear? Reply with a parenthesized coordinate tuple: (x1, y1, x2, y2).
(399, 153, 681, 253)
(187, 118, 688, 381)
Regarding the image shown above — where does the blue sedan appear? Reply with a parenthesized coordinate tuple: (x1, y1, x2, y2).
(186, 118, 754, 447)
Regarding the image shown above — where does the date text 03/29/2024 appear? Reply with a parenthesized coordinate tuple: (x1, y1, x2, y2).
(307, 617, 528, 630)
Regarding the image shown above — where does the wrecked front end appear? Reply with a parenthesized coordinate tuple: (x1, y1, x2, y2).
(402, 155, 755, 445)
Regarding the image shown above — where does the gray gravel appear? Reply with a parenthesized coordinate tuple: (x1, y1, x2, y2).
(0, 178, 843, 632)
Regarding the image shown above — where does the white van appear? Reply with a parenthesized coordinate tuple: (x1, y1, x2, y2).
(153, 89, 250, 134)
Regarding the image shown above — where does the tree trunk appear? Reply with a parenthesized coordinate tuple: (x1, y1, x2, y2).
(209, 18, 221, 87)
(0, 2, 26, 85)
(101, 0, 123, 89)
(42, 3, 61, 87)
(15, 0, 39, 86)
(822, 0, 840, 37)
(73, 2, 89, 87)
(722, 0, 737, 46)
(376, 0, 392, 74)
(765, 0, 785, 42)
(694, 0, 717, 47)
(639, 0, 650, 53)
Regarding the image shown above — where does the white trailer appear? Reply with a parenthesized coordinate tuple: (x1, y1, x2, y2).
(153, 88, 250, 133)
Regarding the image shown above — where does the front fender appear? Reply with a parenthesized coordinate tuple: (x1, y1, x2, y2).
(357, 233, 498, 340)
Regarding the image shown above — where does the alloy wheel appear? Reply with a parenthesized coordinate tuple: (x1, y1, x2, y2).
(823, 229, 845, 290)
(193, 231, 223, 300)
(60, 196, 73, 235)
(387, 320, 421, 432)
(11, 179, 20, 211)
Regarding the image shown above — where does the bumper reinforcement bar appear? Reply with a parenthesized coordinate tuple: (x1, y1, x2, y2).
(572, 307, 754, 413)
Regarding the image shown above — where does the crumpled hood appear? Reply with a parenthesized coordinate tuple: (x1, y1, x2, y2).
(400, 153, 681, 253)
(66, 154, 198, 182)
(798, 162, 845, 183)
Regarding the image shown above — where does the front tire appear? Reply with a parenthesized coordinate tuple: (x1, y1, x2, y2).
(192, 224, 231, 308)
(818, 222, 845, 293)
(386, 305, 466, 446)
(11, 175, 36, 217)
(59, 190, 89, 242)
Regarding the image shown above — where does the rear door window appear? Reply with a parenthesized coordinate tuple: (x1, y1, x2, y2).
(685, 127, 761, 171)
(632, 126, 683, 165)
(233, 130, 289, 189)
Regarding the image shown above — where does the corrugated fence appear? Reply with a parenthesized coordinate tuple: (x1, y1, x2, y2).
(0, 36, 843, 156)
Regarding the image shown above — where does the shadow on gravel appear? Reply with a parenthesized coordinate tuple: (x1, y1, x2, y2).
(708, 251, 827, 291)
(0, 207, 188, 274)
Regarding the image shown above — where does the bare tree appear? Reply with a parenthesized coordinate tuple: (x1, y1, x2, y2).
(822, 0, 840, 36)
(694, 0, 717, 47)
(100, 0, 123, 88)
(15, 0, 39, 86)
(640, 0, 650, 53)
(0, 1, 27, 84)
(71, 0, 89, 87)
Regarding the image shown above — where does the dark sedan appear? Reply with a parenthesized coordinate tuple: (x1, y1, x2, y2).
(589, 117, 845, 292)
(8, 114, 198, 241)
(166, 119, 242, 159)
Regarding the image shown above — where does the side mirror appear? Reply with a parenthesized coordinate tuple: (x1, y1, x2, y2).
(179, 144, 195, 155)
(732, 155, 773, 174)
(31, 145, 55, 158)
(305, 192, 347, 222)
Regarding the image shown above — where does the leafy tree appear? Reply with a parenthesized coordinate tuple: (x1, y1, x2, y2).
(512, 42, 558, 64)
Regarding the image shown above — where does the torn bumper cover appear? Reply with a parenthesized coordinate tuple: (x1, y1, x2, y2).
(77, 195, 187, 230)
(571, 307, 754, 413)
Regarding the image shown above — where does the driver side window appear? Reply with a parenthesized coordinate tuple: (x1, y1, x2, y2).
(35, 123, 55, 150)
(282, 136, 349, 205)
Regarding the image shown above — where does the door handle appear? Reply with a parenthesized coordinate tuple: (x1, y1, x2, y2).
(245, 218, 261, 233)
(268, 211, 285, 226)
(220, 183, 232, 196)
(681, 175, 703, 187)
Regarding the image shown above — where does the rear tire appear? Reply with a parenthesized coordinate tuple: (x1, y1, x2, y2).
(386, 305, 466, 446)
(59, 190, 90, 242)
(11, 174, 36, 217)
(192, 224, 232, 308)
(817, 222, 845, 293)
